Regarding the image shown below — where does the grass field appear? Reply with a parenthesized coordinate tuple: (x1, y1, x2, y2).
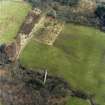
(0, 0, 31, 43)
(20, 23, 105, 105)
(66, 97, 89, 105)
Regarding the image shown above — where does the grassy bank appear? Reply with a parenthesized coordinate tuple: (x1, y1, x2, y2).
(66, 97, 89, 105)
(0, 0, 31, 43)
(20, 23, 105, 105)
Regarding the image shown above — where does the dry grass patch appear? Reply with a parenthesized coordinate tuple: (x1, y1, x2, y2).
(35, 17, 64, 45)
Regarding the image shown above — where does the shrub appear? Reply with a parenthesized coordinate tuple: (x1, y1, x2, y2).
(95, 5, 105, 28)
(53, 0, 79, 6)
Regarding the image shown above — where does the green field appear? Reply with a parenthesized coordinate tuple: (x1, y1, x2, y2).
(66, 97, 89, 105)
(20, 23, 105, 105)
(0, 0, 31, 43)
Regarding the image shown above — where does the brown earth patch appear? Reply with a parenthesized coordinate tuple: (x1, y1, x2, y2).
(35, 16, 64, 45)
(18, 9, 41, 35)
(0, 69, 7, 76)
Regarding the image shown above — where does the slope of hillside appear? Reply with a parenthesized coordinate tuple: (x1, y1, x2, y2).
(1, 0, 105, 105)
(0, 0, 31, 43)
(20, 23, 105, 105)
